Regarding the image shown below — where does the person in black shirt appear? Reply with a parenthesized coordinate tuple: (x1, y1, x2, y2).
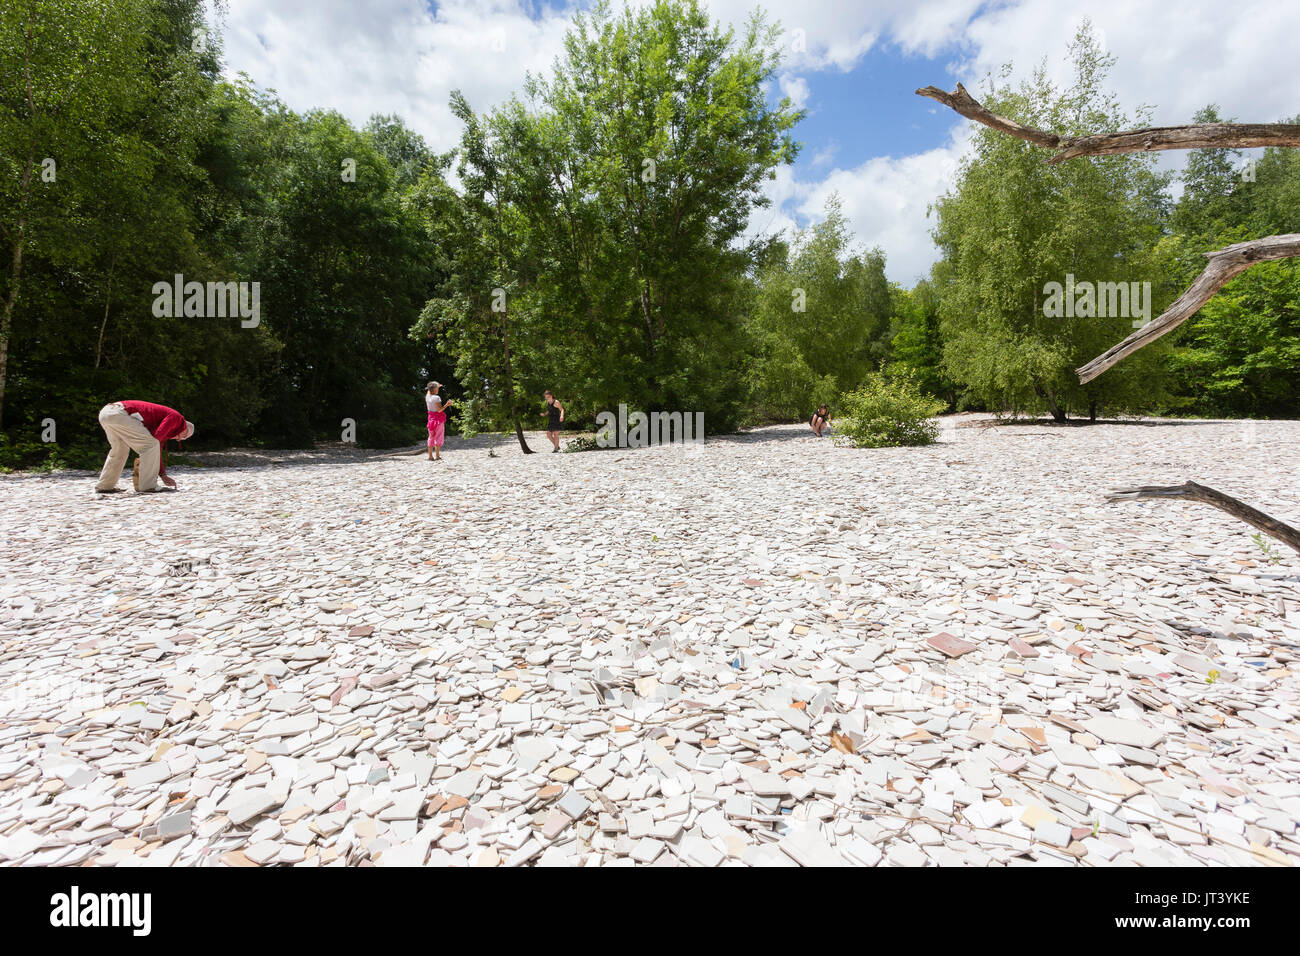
(810, 403, 832, 436)
(543, 390, 565, 452)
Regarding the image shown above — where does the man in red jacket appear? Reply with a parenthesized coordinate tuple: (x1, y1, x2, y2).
(94, 400, 194, 493)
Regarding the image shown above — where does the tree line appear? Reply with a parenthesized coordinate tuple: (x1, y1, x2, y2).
(2, 1, 1295, 468)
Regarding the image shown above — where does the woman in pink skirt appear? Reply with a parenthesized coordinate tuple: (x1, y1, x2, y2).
(425, 381, 452, 461)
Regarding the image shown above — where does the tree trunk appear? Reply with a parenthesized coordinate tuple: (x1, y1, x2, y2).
(1108, 482, 1300, 554)
(1037, 382, 1065, 422)
(1089, 400, 1097, 423)
(94, 253, 118, 370)
(497, 309, 531, 455)
(512, 419, 531, 453)
(0, 157, 32, 428)
(0, 236, 20, 428)
(3, 22, 43, 428)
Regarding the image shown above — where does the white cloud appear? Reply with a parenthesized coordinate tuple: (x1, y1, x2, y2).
(955, 0, 1299, 126)
(802, 142, 965, 285)
(746, 0, 1300, 283)
(210, 0, 1300, 285)
(701, 0, 982, 69)
(810, 141, 839, 168)
(777, 73, 811, 109)
(216, 0, 577, 152)
(213, 0, 980, 143)
(748, 125, 973, 284)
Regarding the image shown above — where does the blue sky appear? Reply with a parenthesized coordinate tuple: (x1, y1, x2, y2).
(215, 0, 1300, 283)
(790, 45, 960, 165)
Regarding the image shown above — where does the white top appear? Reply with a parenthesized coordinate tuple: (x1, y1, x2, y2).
(426, 393, 442, 412)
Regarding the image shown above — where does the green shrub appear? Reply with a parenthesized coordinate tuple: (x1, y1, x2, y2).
(563, 435, 604, 453)
(0, 434, 104, 472)
(0, 434, 47, 471)
(835, 374, 945, 448)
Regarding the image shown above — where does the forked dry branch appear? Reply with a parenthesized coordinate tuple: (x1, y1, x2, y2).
(920, 82, 1300, 553)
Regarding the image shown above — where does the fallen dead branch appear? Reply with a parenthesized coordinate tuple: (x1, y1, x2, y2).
(1107, 481, 1300, 554)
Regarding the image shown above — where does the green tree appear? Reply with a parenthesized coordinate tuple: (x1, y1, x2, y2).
(748, 196, 892, 421)
(1163, 115, 1300, 417)
(1, 0, 272, 463)
(427, 0, 801, 434)
(886, 276, 957, 409)
(364, 113, 433, 192)
(932, 25, 1173, 421)
(241, 107, 433, 446)
(0, 0, 157, 425)
(1170, 105, 1251, 240)
(1245, 128, 1300, 235)
(412, 91, 541, 451)
(1167, 257, 1300, 416)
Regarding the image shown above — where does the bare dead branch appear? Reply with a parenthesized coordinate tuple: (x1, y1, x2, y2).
(1076, 234, 1300, 383)
(916, 84, 1300, 383)
(1051, 124, 1300, 162)
(916, 83, 1300, 163)
(1107, 481, 1300, 554)
(916, 84, 1060, 149)
(921, 84, 1300, 555)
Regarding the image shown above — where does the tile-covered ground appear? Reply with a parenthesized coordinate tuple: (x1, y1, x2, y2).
(1, 416, 1297, 866)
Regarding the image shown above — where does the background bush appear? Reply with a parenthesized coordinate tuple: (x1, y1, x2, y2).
(835, 374, 945, 448)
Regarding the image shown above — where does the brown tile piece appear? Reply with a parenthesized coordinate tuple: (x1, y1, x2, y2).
(927, 632, 977, 658)
(1008, 637, 1039, 658)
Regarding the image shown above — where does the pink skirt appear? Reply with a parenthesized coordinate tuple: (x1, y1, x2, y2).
(427, 410, 446, 447)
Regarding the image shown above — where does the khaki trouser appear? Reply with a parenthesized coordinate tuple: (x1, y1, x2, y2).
(96, 403, 161, 492)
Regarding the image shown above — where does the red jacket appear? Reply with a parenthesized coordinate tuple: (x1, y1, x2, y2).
(121, 401, 187, 476)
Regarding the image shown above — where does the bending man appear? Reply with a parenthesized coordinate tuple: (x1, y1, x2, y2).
(94, 400, 194, 494)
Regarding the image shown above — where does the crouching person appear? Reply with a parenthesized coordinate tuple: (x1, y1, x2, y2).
(94, 401, 194, 494)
